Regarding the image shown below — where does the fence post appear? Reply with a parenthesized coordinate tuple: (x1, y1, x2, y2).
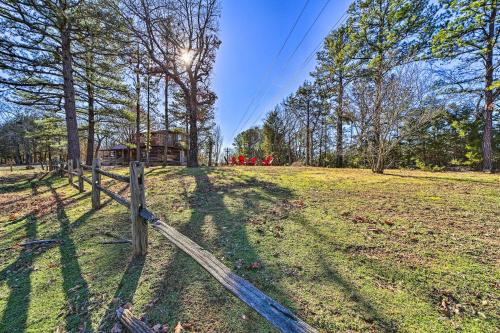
(92, 158, 101, 210)
(76, 159, 84, 193)
(68, 159, 73, 185)
(130, 161, 147, 256)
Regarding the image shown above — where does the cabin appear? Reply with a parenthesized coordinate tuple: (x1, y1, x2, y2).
(98, 130, 188, 165)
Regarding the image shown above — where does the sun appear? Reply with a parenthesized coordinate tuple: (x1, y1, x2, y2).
(180, 49, 194, 66)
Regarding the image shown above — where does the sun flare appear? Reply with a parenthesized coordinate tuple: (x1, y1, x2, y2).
(180, 48, 194, 65)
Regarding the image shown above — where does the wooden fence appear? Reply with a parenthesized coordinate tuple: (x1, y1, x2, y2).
(60, 159, 317, 333)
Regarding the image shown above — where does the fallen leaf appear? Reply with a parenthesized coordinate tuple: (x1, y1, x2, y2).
(291, 200, 305, 208)
(54, 326, 66, 333)
(145, 297, 159, 310)
(367, 227, 383, 234)
(247, 261, 262, 270)
(68, 285, 81, 293)
(352, 216, 372, 224)
(174, 322, 183, 333)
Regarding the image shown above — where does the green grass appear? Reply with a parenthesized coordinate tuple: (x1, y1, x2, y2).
(0, 166, 498, 332)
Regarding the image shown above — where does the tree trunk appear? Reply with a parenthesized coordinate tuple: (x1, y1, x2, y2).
(208, 139, 213, 166)
(48, 145, 52, 170)
(146, 72, 151, 166)
(95, 136, 103, 158)
(85, 56, 95, 165)
(336, 80, 344, 168)
(163, 75, 169, 164)
(135, 49, 141, 162)
(309, 130, 313, 166)
(482, 5, 496, 172)
(318, 117, 324, 167)
(187, 91, 198, 167)
(372, 60, 384, 174)
(305, 100, 311, 166)
(15, 144, 21, 164)
(61, 19, 80, 165)
(483, 94, 493, 172)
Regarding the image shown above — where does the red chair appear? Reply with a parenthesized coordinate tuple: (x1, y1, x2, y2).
(247, 157, 257, 166)
(238, 155, 246, 165)
(262, 156, 274, 166)
(231, 156, 238, 165)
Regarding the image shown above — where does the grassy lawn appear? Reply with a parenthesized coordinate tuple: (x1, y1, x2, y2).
(0, 166, 498, 332)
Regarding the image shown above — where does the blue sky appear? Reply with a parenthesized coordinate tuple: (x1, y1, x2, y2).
(213, 0, 352, 148)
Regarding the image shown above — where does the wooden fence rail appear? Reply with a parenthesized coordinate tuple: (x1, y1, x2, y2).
(81, 175, 92, 185)
(96, 168, 130, 183)
(96, 184, 130, 208)
(59, 159, 317, 333)
(140, 208, 317, 333)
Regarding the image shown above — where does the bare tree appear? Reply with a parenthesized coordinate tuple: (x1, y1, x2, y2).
(119, 0, 220, 167)
(359, 65, 442, 170)
(213, 124, 223, 165)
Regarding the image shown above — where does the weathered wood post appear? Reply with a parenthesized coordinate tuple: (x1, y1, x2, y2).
(59, 161, 64, 177)
(76, 159, 84, 193)
(92, 158, 101, 210)
(130, 161, 147, 256)
(68, 159, 73, 185)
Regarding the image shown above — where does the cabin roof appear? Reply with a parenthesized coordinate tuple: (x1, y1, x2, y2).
(110, 144, 128, 150)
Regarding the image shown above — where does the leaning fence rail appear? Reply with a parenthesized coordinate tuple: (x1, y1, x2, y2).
(59, 159, 317, 333)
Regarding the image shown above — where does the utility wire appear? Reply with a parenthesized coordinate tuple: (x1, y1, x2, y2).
(243, 8, 348, 132)
(233, 0, 334, 139)
(230, 0, 311, 139)
(283, 0, 332, 68)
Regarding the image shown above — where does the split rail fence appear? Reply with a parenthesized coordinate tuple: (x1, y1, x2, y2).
(60, 159, 317, 333)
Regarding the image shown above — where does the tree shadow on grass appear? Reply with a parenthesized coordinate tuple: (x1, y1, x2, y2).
(0, 180, 95, 332)
(294, 215, 398, 332)
(49, 180, 131, 332)
(0, 173, 39, 194)
(142, 166, 400, 332)
(142, 167, 302, 332)
(318, 256, 397, 332)
(98, 255, 146, 331)
(1, 172, 134, 332)
(48, 184, 93, 332)
(0, 214, 38, 333)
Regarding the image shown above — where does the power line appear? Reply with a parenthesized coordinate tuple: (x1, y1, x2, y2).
(230, 0, 311, 139)
(243, 9, 348, 132)
(300, 12, 348, 72)
(283, 0, 331, 68)
(233, 0, 334, 138)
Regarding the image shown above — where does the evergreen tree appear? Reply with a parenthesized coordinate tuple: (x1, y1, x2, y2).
(432, 0, 499, 171)
(0, 0, 84, 164)
(315, 24, 358, 167)
(348, 0, 437, 173)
